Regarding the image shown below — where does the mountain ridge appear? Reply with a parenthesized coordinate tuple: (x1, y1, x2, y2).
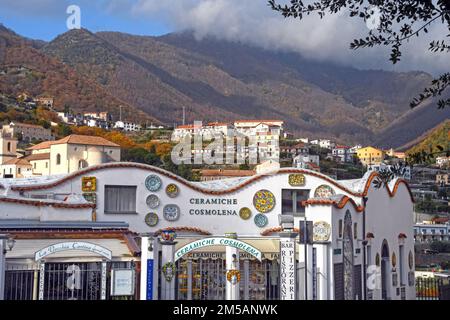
(1, 24, 447, 147)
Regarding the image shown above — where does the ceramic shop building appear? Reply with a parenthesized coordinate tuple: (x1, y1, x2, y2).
(0, 162, 416, 300)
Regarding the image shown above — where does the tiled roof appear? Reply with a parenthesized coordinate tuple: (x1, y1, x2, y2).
(3, 158, 31, 166)
(206, 122, 229, 127)
(234, 120, 283, 123)
(55, 134, 119, 147)
(25, 153, 50, 161)
(27, 141, 56, 150)
(10, 122, 47, 129)
(28, 135, 119, 150)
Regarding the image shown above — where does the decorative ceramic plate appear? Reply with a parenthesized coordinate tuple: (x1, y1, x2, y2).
(165, 184, 179, 198)
(163, 204, 180, 222)
(239, 207, 252, 220)
(145, 175, 162, 192)
(314, 185, 335, 198)
(253, 190, 275, 213)
(254, 214, 268, 228)
(146, 194, 160, 209)
(145, 213, 159, 227)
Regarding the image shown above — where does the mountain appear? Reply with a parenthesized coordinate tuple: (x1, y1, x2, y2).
(0, 25, 158, 124)
(404, 120, 450, 156)
(1, 24, 446, 146)
(373, 96, 450, 149)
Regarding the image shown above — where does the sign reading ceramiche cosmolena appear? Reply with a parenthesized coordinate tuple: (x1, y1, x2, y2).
(175, 237, 262, 261)
(34, 241, 112, 261)
(189, 198, 239, 216)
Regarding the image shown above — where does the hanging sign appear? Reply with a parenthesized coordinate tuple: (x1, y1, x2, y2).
(175, 237, 262, 261)
(35, 242, 112, 261)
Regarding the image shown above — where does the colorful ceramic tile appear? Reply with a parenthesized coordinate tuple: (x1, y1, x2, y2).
(253, 189, 275, 213)
(314, 184, 335, 198)
(254, 214, 268, 228)
(81, 177, 96, 192)
(163, 204, 180, 222)
(145, 175, 162, 192)
(145, 212, 159, 227)
(239, 207, 252, 220)
(288, 174, 305, 186)
(146, 194, 160, 209)
(166, 184, 179, 198)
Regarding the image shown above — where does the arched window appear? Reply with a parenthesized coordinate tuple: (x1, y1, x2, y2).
(7, 142, 11, 152)
(78, 160, 88, 169)
(56, 154, 61, 165)
(381, 240, 390, 300)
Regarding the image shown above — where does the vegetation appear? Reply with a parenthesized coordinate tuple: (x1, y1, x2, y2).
(430, 241, 450, 254)
(406, 120, 450, 165)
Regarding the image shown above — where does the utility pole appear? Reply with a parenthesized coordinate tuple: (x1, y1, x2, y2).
(182, 106, 186, 126)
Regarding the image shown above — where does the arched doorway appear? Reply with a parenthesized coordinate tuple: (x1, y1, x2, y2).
(343, 211, 354, 300)
(381, 240, 390, 300)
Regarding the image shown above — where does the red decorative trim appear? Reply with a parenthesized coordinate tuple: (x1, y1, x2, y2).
(366, 232, 375, 239)
(398, 233, 408, 239)
(0, 197, 95, 209)
(8, 163, 414, 203)
(260, 227, 300, 236)
(154, 226, 212, 236)
(303, 196, 364, 212)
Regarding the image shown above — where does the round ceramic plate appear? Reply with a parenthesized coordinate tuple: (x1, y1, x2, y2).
(146, 194, 160, 209)
(239, 207, 252, 220)
(163, 204, 180, 222)
(254, 214, 268, 228)
(145, 175, 162, 192)
(165, 184, 179, 198)
(145, 213, 159, 227)
(253, 189, 276, 213)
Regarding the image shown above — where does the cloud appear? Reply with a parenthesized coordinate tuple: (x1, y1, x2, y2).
(126, 0, 449, 75)
(2, 0, 447, 74)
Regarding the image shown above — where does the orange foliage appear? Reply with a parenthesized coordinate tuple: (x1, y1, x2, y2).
(103, 131, 136, 149)
(36, 106, 60, 123)
(70, 126, 172, 153)
(155, 143, 172, 157)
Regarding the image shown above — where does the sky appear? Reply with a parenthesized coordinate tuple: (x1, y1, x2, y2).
(0, 0, 449, 75)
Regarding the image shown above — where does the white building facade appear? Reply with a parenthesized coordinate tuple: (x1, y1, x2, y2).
(0, 163, 415, 300)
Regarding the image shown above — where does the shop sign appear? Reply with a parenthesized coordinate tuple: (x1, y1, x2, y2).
(35, 241, 112, 261)
(280, 238, 296, 300)
(111, 269, 135, 296)
(146, 260, 154, 300)
(175, 237, 262, 261)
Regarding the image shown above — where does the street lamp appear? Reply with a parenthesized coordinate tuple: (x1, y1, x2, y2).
(1, 234, 15, 300)
(5, 237, 15, 254)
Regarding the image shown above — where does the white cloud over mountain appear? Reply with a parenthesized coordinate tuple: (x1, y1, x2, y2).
(127, 0, 449, 75)
(1, 0, 448, 74)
